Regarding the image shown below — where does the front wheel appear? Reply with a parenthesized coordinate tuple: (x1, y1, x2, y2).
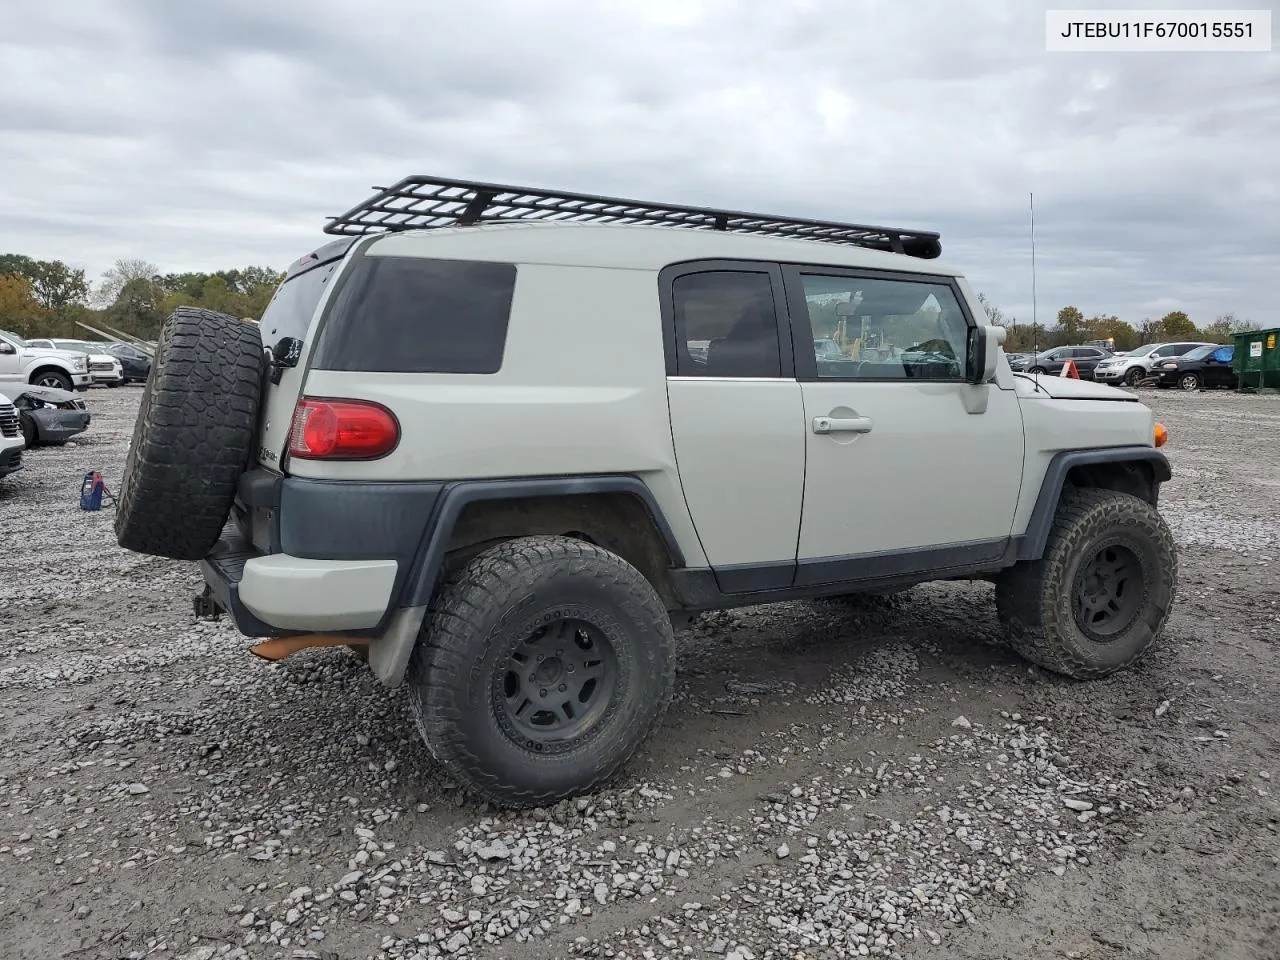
(1028, 366, 1048, 375)
(1124, 367, 1145, 386)
(32, 370, 73, 392)
(1179, 373, 1201, 391)
(407, 536, 676, 808)
(995, 488, 1177, 679)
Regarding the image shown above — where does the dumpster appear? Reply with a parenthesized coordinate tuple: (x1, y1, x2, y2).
(1232, 327, 1280, 393)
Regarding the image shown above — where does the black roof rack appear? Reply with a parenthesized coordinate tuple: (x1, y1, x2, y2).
(323, 175, 942, 259)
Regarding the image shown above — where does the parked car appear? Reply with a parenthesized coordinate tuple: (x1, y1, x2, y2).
(1155, 343, 1237, 390)
(113, 174, 1177, 809)
(100, 342, 152, 382)
(25, 338, 125, 387)
(0, 329, 93, 392)
(0, 390, 25, 480)
(1007, 344, 1114, 379)
(8, 384, 91, 446)
(1093, 341, 1215, 386)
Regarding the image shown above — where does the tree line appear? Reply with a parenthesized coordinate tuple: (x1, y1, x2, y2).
(975, 293, 1260, 354)
(0, 253, 283, 341)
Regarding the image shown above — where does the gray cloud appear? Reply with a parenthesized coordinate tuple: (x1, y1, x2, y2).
(1, 0, 1275, 327)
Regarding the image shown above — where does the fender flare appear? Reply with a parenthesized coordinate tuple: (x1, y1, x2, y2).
(370, 475, 686, 688)
(1016, 446, 1171, 562)
(400, 474, 687, 608)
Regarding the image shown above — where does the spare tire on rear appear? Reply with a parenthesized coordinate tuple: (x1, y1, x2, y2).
(115, 307, 265, 561)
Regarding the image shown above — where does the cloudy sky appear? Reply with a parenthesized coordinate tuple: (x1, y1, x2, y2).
(3, 0, 1276, 327)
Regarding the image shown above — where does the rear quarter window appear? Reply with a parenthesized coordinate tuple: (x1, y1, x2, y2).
(311, 256, 517, 374)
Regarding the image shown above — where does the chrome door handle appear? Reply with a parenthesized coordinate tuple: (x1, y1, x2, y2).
(812, 416, 873, 435)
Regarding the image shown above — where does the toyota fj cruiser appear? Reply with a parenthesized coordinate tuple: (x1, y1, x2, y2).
(115, 176, 1177, 808)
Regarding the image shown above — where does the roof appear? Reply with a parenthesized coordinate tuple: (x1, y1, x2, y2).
(362, 220, 961, 276)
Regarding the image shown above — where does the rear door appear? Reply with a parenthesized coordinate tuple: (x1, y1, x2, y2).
(1072, 347, 1107, 377)
(663, 261, 805, 591)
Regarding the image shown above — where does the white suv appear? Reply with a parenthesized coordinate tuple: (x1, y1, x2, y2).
(114, 176, 1179, 808)
(1093, 341, 1214, 386)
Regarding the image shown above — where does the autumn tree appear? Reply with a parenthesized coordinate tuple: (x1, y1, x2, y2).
(0, 253, 88, 316)
(1084, 314, 1139, 351)
(0, 274, 46, 336)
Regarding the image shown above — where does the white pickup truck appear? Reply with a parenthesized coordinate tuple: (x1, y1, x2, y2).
(0, 329, 93, 392)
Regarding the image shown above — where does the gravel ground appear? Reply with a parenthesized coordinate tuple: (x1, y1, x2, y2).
(1, 386, 1278, 960)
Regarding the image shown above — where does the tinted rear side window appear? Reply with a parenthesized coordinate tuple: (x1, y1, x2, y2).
(311, 256, 516, 374)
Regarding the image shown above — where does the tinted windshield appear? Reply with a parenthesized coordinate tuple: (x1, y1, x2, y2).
(1, 330, 27, 346)
(1122, 346, 1151, 356)
(1183, 345, 1215, 360)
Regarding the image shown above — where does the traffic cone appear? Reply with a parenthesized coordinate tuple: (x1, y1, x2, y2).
(1060, 359, 1080, 379)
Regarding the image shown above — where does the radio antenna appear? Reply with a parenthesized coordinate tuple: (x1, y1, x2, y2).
(1030, 192, 1041, 389)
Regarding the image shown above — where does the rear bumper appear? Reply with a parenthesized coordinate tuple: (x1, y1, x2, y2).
(201, 469, 443, 636)
(200, 527, 398, 633)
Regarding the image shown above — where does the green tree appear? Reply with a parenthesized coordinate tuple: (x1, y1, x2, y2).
(1158, 310, 1197, 339)
(94, 258, 159, 308)
(1057, 305, 1085, 342)
(107, 276, 166, 339)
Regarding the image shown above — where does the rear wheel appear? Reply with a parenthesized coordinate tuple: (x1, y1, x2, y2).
(407, 536, 676, 808)
(1028, 366, 1047, 375)
(20, 415, 36, 447)
(995, 488, 1177, 679)
(1179, 372, 1201, 391)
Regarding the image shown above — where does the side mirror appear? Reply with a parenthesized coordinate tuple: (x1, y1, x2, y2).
(966, 325, 1005, 384)
(0, 341, 15, 355)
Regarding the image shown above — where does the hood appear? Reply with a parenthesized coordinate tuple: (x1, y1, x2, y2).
(26, 345, 88, 364)
(16, 384, 76, 404)
(1012, 373, 1139, 401)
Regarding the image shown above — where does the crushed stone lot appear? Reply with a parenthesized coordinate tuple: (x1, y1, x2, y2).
(2, 386, 1278, 960)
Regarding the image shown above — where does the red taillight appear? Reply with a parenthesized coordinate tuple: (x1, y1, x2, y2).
(288, 398, 400, 460)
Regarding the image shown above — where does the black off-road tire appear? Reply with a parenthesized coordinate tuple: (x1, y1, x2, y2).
(407, 535, 676, 808)
(20, 415, 36, 448)
(995, 488, 1177, 679)
(114, 307, 264, 561)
